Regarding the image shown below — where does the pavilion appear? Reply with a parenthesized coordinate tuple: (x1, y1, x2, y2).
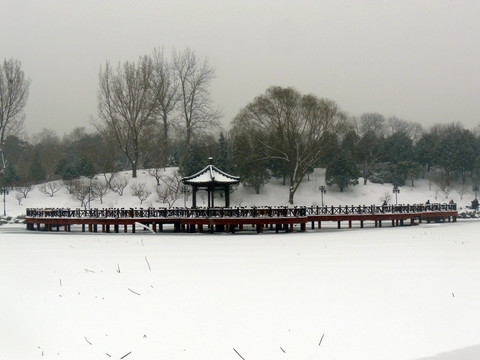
(182, 160, 240, 208)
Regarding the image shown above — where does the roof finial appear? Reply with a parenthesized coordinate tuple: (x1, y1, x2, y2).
(208, 157, 213, 165)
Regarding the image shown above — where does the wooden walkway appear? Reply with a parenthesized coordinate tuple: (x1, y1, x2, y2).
(25, 204, 458, 234)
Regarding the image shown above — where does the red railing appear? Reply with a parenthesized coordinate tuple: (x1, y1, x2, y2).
(26, 203, 457, 219)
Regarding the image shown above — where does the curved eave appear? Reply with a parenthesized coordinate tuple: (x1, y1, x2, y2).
(182, 179, 240, 186)
(182, 164, 240, 185)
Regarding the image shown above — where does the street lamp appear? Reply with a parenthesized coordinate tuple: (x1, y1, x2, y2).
(319, 185, 327, 207)
(472, 184, 479, 210)
(87, 186, 92, 209)
(393, 185, 400, 205)
(1, 186, 8, 216)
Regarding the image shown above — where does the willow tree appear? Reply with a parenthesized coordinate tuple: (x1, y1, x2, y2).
(0, 59, 30, 172)
(97, 56, 157, 177)
(233, 86, 343, 204)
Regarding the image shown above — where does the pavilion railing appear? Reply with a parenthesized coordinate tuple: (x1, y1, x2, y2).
(26, 203, 457, 219)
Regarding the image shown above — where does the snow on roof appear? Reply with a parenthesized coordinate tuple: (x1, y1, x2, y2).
(182, 165, 240, 185)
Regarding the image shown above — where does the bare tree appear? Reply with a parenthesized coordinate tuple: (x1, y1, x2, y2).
(151, 48, 179, 167)
(110, 175, 128, 196)
(91, 179, 110, 204)
(103, 171, 117, 190)
(39, 182, 62, 197)
(456, 184, 467, 200)
(0, 59, 31, 172)
(155, 171, 184, 207)
(386, 116, 424, 143)
(148, 167, 165, 185)
(62, 179, 76, 194)
(358, 113, 385, 137)
(437, 178, 452, 198)
(233, 86, 343, 204)
(379, 191, 392, 204)
(130, 182, 152, 205)
(15, 184, 33, 199)
(96, 56, 157, 177)
(71, 179, 96, 208)
(14, 191, 23, 205)
(173, 48, 220, 149)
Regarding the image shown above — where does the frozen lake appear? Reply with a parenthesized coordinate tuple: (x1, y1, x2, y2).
(1, 219, 480, 359)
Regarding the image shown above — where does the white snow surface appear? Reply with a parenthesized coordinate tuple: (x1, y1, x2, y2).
(1, 167, 475, 217)
(1, 168, 480, 359)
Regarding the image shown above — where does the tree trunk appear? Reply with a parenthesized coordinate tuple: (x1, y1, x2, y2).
(362, 162, 368, 185)
(186, 127, 192, 150)
(288, 175, 295, 204)
(288, 189, 294, 204)
(131, 161, 137, 178)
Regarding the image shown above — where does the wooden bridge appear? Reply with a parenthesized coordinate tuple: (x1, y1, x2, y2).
(25, 203, 458, 234)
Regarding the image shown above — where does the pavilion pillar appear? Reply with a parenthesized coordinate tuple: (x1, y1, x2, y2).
(192, 187, 197, 208)
(210, 186, 215, 207)
(225, 186, 230, 207)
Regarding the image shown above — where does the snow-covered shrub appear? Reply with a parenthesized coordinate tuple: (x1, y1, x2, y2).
(71, 179, 96, 208)
(111, 176, 128, 196)
(14, 185, 33, 199)
(369, 169, 393, 184)
(379, 191, 392, 204)
(130, 183, 151, 205)
(155, 171, 185, 207)
(91, 179, 110, 204)
(39, 182, 62, 197)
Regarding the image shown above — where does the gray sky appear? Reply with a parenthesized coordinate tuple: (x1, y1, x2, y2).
(2, 0, 479, 137)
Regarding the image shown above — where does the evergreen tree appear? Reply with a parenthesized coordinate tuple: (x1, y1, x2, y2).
(179, 141, 210, 177)
(215, 132, 234, 174)
(55, 158, 78, 180)
(76, 157, 96, 178)
(414, 133, 436, 175)
(0, 163, 19, 187)
(28, 152, 46, 182)
(430, 124, 478, 184)
(357, 130, 384, 185)
(326, 149, 359, 192)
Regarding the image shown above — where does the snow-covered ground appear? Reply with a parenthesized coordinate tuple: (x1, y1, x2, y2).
(1, 169, 479, 359)
(0, 168, 475, 218)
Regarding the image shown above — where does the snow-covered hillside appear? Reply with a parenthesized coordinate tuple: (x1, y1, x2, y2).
(1, 168, 476, 219)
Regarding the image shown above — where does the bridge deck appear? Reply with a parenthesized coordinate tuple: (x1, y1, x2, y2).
(25, 204, 457, 234)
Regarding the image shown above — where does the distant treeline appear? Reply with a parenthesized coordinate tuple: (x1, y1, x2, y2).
(1, 54, 479, 204)
(1, 110, 479, 202)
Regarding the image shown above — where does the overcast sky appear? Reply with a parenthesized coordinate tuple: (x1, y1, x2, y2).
(1, 0, 479, 137)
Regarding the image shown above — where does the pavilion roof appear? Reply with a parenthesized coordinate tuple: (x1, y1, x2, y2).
(182, 165, 240, 185)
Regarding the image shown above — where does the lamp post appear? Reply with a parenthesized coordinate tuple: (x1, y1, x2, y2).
(87, 186, 92, 209)
(393, 185, 400, 205)
(319, 185, 327, 207)
(1, 186, 8, 216)
(472, 184, 479, 210)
